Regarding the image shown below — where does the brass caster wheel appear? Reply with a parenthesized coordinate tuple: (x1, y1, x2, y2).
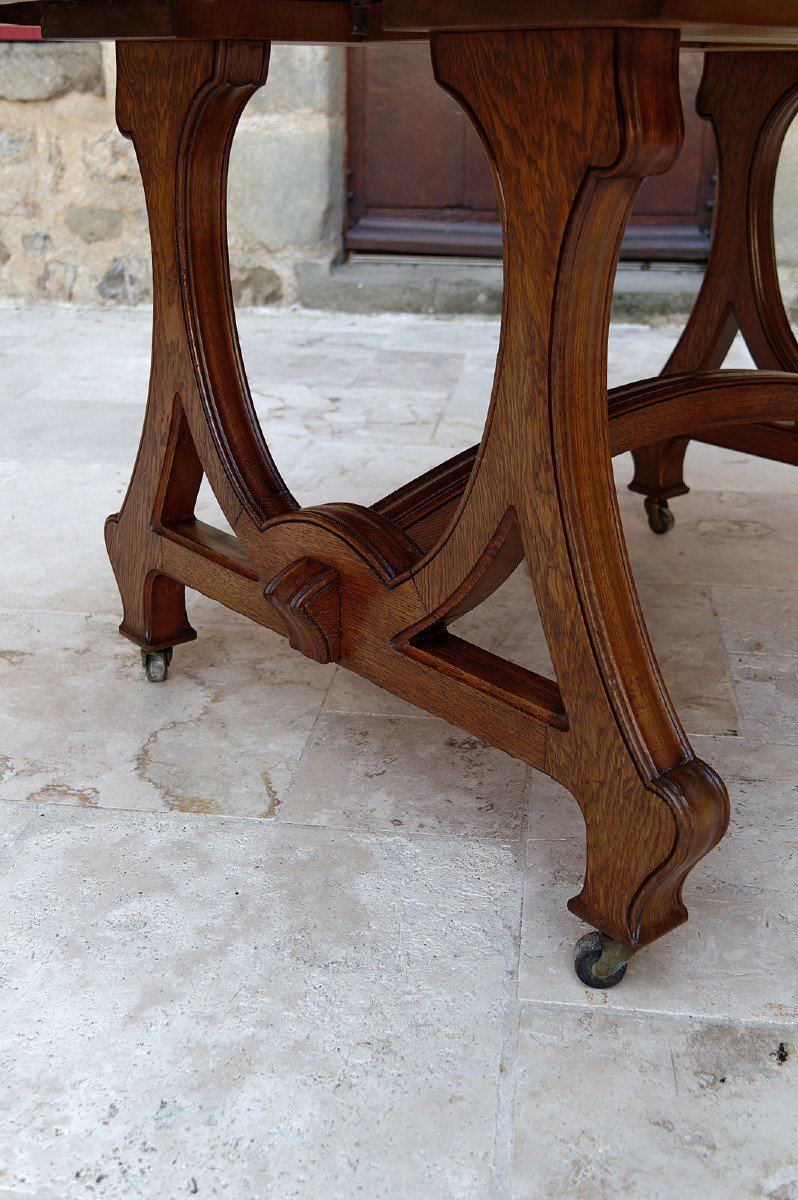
(141, 647, 173, 683)
(574, 932, 634, 990)
(644, 497, 675, 536)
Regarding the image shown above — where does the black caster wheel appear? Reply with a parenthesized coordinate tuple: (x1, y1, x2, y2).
(644, 497, 675, 536)
(141, 647, 173, 683)
(574, 932, 634, 990)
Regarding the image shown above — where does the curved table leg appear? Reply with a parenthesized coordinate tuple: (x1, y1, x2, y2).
(423, 29, 729, 963)
(630, 51, 798, 531)
(106, 39, 296, 674)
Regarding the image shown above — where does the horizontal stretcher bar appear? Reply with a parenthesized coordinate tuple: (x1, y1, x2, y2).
(375, 370, 798, 553)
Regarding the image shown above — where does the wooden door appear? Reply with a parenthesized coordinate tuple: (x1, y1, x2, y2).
(346, 44, 717, 261)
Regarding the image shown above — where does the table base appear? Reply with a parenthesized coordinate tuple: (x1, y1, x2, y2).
(105, 31, 798, 984)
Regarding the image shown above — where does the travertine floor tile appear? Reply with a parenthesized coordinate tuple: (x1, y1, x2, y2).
(252, 383, 447, 444)
(713, 585, 798, 656)
(518, 834, 798, 1022)
(729, 653, 798, 744)
(622, 488, 798, 589)
(276, 436, 451, 509)
(638, 582, 739, 736)
(283, 712, 527, 839)
(21, 356, 154, 407)
(0, 459, 128, 615)
(0, 352, 60, 402)
(241, 338, 379, 390)
(684, 440, 798, 495)
(0, 605, 332, 818)
(510, 1007, 797, 1200)
(324, 667, 424, 719)
(692, 735, 798, 829)
(0, 804, 521, 1200)
(352, 349, 465, 393)
(384, 315, 498, 354)
(453, 570, 737, 737)
(432, 367, 495, 449)
(0, 396, 145, 465)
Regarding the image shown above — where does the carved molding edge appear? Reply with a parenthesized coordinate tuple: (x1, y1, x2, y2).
(264, 558, 342, 665)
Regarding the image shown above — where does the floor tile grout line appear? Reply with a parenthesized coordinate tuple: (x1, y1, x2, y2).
(279, 665, 340, 809)
(490, 993, 523, 1200)
(705, 583, 745, 737)
(515, 995, 798, 1033)
(0, 794, 525, 851)
(488, 768, 534, 1200)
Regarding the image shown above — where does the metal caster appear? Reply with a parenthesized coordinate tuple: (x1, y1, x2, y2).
(644, 497, 675, 536)
(141, 647, 173, 683)
(574, 932, 634, 990)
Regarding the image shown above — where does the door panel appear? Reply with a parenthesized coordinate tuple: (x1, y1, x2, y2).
(346, 44, 717, 261)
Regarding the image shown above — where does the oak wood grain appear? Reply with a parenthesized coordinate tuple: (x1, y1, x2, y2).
(0, 0, 422, 42)
(47, 7, 797, 975)
(6, 0, 798, 47)
(631, 51, 798, 504)
(383, 0, 798, 46)
(100, 29, 750, 955)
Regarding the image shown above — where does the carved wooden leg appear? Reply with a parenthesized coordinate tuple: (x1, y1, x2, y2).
(416, 29, 730, 965)
(630, 51, 798, 529)
(105, 31, 732, 984)
(105, 39, 294, 672)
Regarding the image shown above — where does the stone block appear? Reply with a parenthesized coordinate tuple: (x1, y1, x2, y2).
(775, 122, 798, 269)
(66, 204, 123, 244)
(231, 265, 283, 306)
(247, 45, 344, 115)
(97, 258, 148, 303)
(780, 266, 798, 320)
(36, 260, 76, 301)
(21, 231, 51, 256)
(0, 237, 9, 266)
(0, 129, 38, 218)
(0, 44, 104, 102)
(228, 122, 337, 252)
(0, 128, 33, 159)
(82, 130, 139, 183)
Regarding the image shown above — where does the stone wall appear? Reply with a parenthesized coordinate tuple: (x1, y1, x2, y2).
(0, 41, 345, 306)
(0, 38, 796, 315)
(776, 123, 798, 320)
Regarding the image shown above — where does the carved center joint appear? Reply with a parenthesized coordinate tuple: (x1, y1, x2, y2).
(264, 558, 342, 665)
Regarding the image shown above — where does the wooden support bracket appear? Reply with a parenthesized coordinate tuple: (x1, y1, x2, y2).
(264, 558, 342, 665)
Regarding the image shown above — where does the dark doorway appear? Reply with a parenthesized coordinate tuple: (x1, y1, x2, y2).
(346, 44, 717, 262)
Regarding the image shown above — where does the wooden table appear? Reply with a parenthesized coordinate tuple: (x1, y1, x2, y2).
(4, 0, 798, 989)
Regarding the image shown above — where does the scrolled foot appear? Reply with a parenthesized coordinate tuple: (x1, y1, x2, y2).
(574, 932, 635, 989)
(141, 647, 173, 683)
(644, 497, 675, 535)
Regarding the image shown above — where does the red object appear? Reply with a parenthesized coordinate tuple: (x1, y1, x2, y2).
(0, 25, 42, 40)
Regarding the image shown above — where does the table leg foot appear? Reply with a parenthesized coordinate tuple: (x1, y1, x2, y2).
(644, 497, 676, 535)
(574, 932, 634, 990)
(141, 647, 173, 684)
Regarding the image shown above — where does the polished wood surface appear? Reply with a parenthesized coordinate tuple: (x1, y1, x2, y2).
(6, 0, 798, 981)
(383, 0, 798, 46)
(4, 0, 798, 46)
(0, 0, 411, 42)
(99, 28, 759, 959)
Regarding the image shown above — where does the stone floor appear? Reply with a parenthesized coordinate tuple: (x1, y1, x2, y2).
(0, 303, 796, 1200)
